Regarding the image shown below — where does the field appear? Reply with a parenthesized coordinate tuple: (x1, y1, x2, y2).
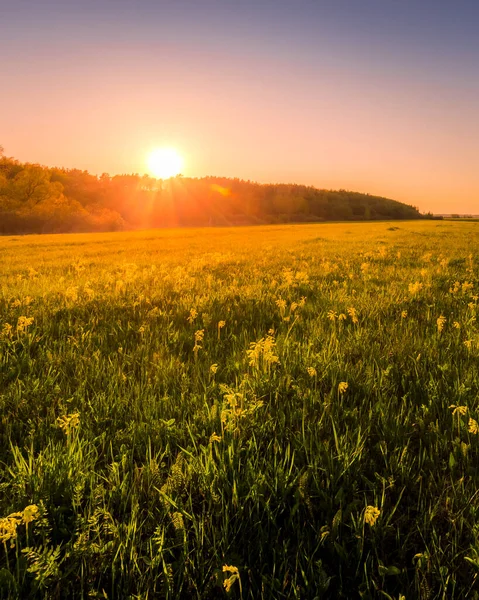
(1, 220, 479, 599)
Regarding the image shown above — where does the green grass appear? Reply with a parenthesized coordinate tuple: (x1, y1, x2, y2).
(1, 220, 479, 599)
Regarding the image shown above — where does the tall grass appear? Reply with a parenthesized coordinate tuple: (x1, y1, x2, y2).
(1, 220, 479, 598)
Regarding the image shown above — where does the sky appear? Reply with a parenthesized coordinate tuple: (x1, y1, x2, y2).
(1, 0, 478, 213)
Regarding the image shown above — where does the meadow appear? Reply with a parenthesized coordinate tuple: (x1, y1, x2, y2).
(1, 220, 479, 599)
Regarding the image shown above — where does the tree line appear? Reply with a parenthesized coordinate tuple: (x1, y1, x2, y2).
(0, 149, 423, 234)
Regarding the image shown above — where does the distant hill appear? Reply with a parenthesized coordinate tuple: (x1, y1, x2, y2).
(0, 152, 423, 234)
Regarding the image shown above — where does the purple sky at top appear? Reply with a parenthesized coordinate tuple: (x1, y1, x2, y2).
(1, 0, 478, 212)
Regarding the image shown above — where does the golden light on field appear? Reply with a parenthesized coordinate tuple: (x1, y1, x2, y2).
(147, 148, 183, 179)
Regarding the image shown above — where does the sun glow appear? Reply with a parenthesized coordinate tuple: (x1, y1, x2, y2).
(147, 147, 183, 179)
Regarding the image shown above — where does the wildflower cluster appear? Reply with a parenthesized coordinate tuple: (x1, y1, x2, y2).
(57, 412, 80, 435)
(193, 329, 204, 359)
(281, 268, 309, 287)
(16, 316, 34, 333)
(469, 419, 479, 435)
(0, 505, 40, 547)
(437, 315, 447, 333)
(220, 385, 264, 434)
(1, 323, 13, 338)
(364, 506, 380, 526)
(327, 308, 358, 324)
(222, 565, 241, 593)
(187, 308, 198, 324)
(247, 333, 279, 370)
(408, 282, 423, 295)
(276, 296, 306, 322)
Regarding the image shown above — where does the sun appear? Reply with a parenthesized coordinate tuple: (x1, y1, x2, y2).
(147, 147, 183, 179)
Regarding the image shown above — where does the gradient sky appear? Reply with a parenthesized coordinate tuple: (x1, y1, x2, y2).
(1, 0, 478, 213)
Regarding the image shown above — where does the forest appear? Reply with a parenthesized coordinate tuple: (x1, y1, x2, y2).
(0, 150, 423, 234)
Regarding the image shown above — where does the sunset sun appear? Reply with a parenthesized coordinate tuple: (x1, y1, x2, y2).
(147, 147, 183, 179)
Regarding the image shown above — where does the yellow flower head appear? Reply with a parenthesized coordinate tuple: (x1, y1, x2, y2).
(187, 308, 198, 324)
(1, 323, 13, 338)
(347, 307, 359, 324)
(338, 382, 348, 394)
(468, 418, 479, 435)
(57, 412, 80, 435)
(22, 505, 40, 525)
(449, 405, 467, 417)
(307, 367, 317, 378)
(0, 515, 22, 546)
(17, 316, 34, 332)
(408, 282, 423, 295)
(437, 315, 446, 332)
(222, 565, 240, 593)
(364, 505, 380, 526)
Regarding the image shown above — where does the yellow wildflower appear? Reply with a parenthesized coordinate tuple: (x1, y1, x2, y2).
(338, 382, 348, 394)
(468, 418, 479, 435)
(307, 367, 317, 378)
(17, 316, 34, 332)
(364, 506, 380, 526)
(437, 315, 446, 332)
(186, 308, 198, 324)
(210, 364, 218, 374)
(347, 307, 359, 324)
(408, 282, 423, 295)
(222, 565, 240, 593)
(0, 513, 23, 546)
(209, 432, 221, 443)
(22, 505, 39, 526)
(2, 323, 13, 337)
(247, 334, 279, 369)
(449, 405, 467, 416)
(57, 412, 80, 435)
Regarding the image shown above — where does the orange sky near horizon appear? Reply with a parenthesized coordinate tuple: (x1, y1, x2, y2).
(1, 1, 478, 214)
